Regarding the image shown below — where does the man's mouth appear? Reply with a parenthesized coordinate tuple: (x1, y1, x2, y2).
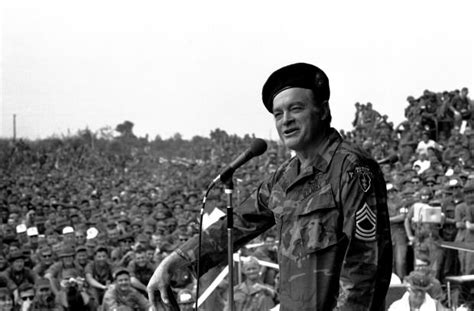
(283, 128, 298, 136)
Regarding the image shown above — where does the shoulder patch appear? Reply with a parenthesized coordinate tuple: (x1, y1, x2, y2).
(355, 202, 376, 241)
(348, 166, 373, 193)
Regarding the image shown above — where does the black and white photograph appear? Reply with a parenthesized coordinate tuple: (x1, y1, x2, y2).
(1, 1, 473, 310)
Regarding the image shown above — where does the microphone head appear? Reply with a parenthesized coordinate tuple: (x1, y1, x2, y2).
(250, 138, 268, 156)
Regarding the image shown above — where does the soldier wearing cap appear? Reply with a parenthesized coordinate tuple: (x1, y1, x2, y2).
(148, 63, 392, 311)
(111, 233, 135, 267)
(61, 226, 76, 248)
(3, 249, 36, 290)
(388, 270, 445, 310)
(29, 277, 61, 310)
(26, 227, 40, 252)
(33, 246, 54, 277)
(45, 245, 83, 297)
(387, 183, 408, 279)
(55, 268, 93, 310)
(85, 245, 113, 305)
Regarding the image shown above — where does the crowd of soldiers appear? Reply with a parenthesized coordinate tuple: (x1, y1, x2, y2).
(0, 124, 282, 310)
(346, 87, 474, 309)
(0, 86, 473, 310)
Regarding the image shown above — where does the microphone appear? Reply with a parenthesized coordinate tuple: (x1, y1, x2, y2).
(211, 138, 267, 185)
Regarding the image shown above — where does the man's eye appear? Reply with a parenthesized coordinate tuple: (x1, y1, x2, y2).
(273, 112, 282, 119)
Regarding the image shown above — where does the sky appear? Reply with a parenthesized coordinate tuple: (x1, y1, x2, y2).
(1, 0, 473, 141)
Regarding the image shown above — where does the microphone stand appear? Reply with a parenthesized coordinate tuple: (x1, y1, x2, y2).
(223, 177, 235, 311)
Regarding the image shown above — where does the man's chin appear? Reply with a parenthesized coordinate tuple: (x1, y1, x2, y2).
(281, 137, 299, 149)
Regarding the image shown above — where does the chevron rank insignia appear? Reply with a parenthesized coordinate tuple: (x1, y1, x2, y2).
(355, 203, 376, 241)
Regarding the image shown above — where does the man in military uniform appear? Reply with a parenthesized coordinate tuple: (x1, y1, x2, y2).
(224, 256, 276, 311)
(404, 187, 444, 279)
(147, 63, 392, 310)
(387, 183, 408, 279)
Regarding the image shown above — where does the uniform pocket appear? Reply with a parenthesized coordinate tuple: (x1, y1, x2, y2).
(297, 184, 339, 254)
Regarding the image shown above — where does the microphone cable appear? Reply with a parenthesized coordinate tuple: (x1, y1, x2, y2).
(195, 182, 215, 310)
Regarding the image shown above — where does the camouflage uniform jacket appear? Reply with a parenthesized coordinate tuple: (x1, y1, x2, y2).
(178, 129, 392, 311)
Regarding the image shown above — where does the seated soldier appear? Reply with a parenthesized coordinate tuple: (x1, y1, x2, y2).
(85, 245, 113, 306)
(127, 246, 155, 297)
(225, 256, 276, 311)
(29, 277, 62, 311)
(33, 246, 54, 277)
(74, 246, 89, 276)
(102, 267, 149, 311)
(388, 269, 446, 311)
(45, 246, 83, 297)
(3, 249, 37, 299)
(56, 268, 94, 311)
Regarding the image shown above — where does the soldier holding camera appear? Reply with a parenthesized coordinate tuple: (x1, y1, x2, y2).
(404, 187, 445, 280)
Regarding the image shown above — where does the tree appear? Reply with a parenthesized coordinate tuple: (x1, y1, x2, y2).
(115, 121, 136, 139)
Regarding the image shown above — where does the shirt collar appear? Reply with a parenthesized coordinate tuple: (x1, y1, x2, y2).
(301, 128, 342, 173)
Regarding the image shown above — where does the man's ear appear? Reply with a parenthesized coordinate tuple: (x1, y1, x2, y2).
(319, 100, 330, 121)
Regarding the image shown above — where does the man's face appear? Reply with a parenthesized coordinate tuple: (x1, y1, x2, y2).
(146, 249, 154, 262)
(265, 237, 277, 253)
(0, 256, 6, 267)
(120, 239, 133, 251)
(37, 287, 51, 302)
(107, 230, 119, 241)
(381, 164, 391, 175)
(152, 235, 164, 247)
(62, 256, 74, 267)
(29, 235, 38, 246)
(422, 134, 429, 143)
(135, 252, 147, 267)
(116, 274, 131, 291)
(75, 233, 86, 245)
(95, 251, 108, 265)
(408, 288, 426, 308)
(76, 252, 88, 266)
(19, 289, 35, 305)
(12, 259, 24, 271)
(243, 263, 260, 282)
(273, 88, 324, 153)
(42, 252, 53, 265)
(46, 234, 58, 245)
(0, 293, 13, 310)
(63, 233, 75, 243)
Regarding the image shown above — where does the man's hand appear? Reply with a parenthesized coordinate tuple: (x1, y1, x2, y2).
(147, 251, 187, 311)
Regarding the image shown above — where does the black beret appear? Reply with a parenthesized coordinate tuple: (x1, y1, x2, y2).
(262, 63, 330, 113)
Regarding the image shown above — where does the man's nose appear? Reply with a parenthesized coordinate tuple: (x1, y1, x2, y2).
(282, 111, 294, 125)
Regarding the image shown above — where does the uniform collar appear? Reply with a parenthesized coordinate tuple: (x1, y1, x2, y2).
(290, 128, 341, 174)
(306, 128, 342, 173)
(281, 128, 342, 191)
